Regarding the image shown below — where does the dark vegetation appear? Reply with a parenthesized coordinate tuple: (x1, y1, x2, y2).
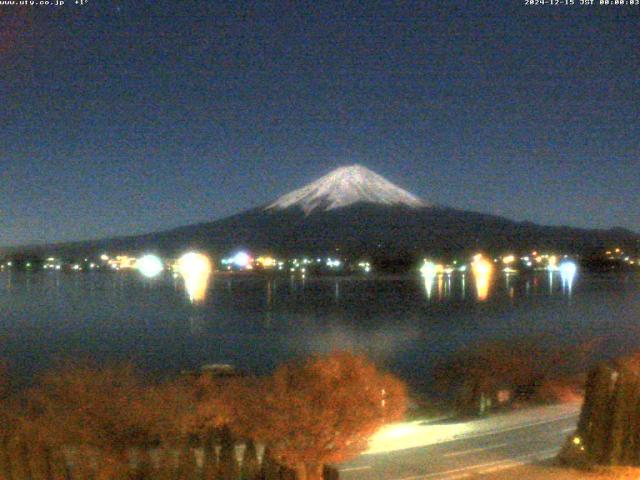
(0, 353, 406, 480)
(433, 338, 595, 417)
(560, 353, 640, 468)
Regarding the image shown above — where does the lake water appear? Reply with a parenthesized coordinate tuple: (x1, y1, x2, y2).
(1, 269, 640, 391)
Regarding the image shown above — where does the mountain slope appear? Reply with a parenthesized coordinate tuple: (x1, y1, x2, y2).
(4, 166, 639, 259)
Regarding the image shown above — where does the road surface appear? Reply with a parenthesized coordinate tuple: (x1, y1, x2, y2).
(339, 403, 581, 480)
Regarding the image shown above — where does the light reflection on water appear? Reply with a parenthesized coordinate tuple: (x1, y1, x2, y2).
(471, 257, 493, 301)
(177, 253, 212, 304)
(0, 270, 639, 392)
(417, 269, 581, 303)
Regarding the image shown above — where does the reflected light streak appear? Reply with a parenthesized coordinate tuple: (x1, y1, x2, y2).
(472, 255, 493, 301)
(420, 261, 437, 299)
(560, 260, 577, 294)
(422, 276, 434, 300)
(177, 252, 212, 304)
(420, 261, 437, 278)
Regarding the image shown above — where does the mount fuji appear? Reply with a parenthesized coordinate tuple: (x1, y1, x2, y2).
(9, 165, 640, 263)
(265, 165, 426, 214)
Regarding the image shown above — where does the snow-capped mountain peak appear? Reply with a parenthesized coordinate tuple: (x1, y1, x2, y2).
(266, 164, 427, 215)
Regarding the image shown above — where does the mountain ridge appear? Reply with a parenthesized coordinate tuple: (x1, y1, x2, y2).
(2, 166, 638, 259)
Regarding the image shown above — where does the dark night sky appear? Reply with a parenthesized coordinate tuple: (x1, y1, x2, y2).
(1, 1, 639, 247)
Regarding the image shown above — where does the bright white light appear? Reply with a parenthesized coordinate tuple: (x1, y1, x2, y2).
(420, 261, 437, 279)
(137, 254, 163, 278)
(560, 261, 577, 278)
(178, 252, 211, 276)
(326, 258, 342, 268)
(420, 261, 437, 299)
(560, 260, 577, 294)
(366, 420, 474, 455)
(231, 251, 251, 268)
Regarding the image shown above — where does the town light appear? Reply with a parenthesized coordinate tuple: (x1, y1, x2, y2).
(420, 260, 437, 279)
(546, 254, 559, 272)
(502, 255, 515, 265)
(231, 251, 251, 268)
(326, 258, 342, 268)
(256, 256, 277, 268)
(137, 254, 163, 278)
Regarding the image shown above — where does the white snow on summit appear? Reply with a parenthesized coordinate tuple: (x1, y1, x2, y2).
(266, 165, 427, 215)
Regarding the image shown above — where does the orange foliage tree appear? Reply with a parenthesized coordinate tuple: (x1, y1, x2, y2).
(189, 374, 253, 434)
(22, 363, 195, 479)
(230, 351, 407, 480)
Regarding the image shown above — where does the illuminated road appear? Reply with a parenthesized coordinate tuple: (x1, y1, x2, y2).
(339, 403, 580, 480)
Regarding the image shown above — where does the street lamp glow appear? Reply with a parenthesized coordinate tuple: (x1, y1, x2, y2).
(420, 260, 437, 278)
(502, 255, 515, 265)
(137, 254, 163, 278)
(231, 251, 251, 268)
